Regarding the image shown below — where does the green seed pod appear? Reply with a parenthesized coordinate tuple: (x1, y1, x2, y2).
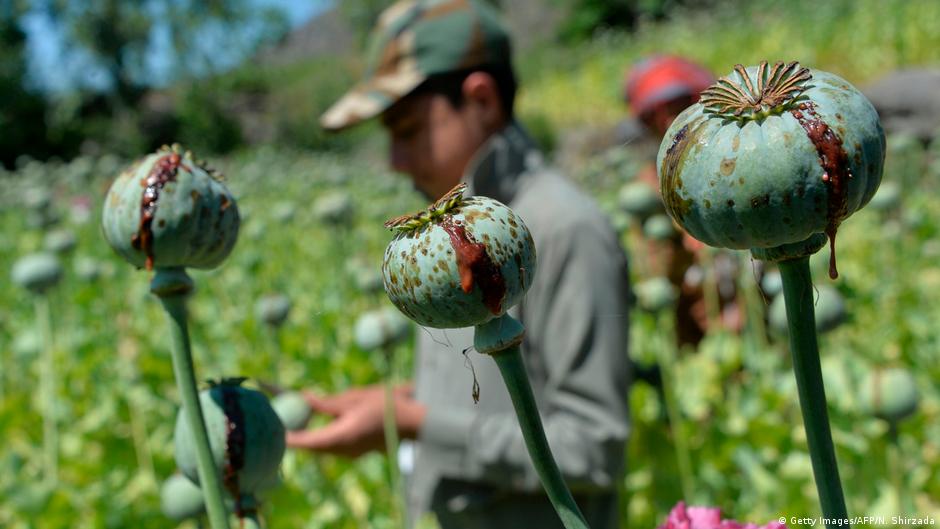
(102, 144, 239, 271)
(354, 266, 385, 294)
(658, 61, 885, 277)
(43, 229, 77, 255)
(174, 379, 285, 497)
(73, 256, 104, 282)
(160, 473, 205, 521)
(254, 294, 291, 327)
(12, 253, 62, 294)
(760, 269, 783, 298)
(353, 306, 411, 351)
(634, 277, 677, 313)
(271, 201, 296, 223)
(858, 367, 919, 423)
(867, 181, 900, 212)
(270, 392, 312, 432)
(769, 284, 847, 335)
(618, 181, 663, 220)
(643, 214, 678, 241)
(24, 186, 52, 212)
(382, 184, 536, 329)
(606, 210, 632, 235)
(13, 330, 41, 359)
(312, 191, 354, 225)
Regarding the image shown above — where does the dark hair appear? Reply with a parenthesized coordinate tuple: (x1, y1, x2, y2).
(413, 63, 518, 118)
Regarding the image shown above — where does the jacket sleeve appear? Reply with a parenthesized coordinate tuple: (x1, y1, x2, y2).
(419, 215, 632, 492)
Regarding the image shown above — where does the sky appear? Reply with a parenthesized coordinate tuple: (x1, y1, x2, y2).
(21, 0, 332, 94)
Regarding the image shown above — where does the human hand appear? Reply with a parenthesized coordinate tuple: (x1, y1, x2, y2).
(285, 384, 425, 458)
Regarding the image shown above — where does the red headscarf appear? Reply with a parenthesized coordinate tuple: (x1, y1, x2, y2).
(625, 56, 715, 116)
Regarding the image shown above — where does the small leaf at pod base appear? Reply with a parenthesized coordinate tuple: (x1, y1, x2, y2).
(174, 380, 285, 497)
(382, 184, 536, 329)
(160, 473, 205, 521)
(102, 144, 240, 271)
(658, 61, 886, 278)
(11, 252, 62, 294)
(353, 306, 412, 351)
(768, 284, 847, 335)
(858, 367, 919, 423)
(254, 294, 291, 327)
(618, 181, 664, 221)
(271, 391, 313, 432)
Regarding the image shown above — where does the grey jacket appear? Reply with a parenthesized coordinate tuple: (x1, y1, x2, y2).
(407, 122, 632, 529)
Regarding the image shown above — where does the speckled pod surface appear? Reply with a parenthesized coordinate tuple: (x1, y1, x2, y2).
(174, 383, 284, 497)
(382, 186, 536, 329)
(103, 145, 239, 271)
(657, 62, 885, 261)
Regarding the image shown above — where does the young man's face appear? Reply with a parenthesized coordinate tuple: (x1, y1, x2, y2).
(381, 91, 489, 200)
(640, 95, 698, 139)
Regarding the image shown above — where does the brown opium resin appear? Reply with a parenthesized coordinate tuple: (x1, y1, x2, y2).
(131, 153, 182, 270)
(221, 387, 247, 516)
(440, 217, 506, 314)
(790, 102, 852, 279)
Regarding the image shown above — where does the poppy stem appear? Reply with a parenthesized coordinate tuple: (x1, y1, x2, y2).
(477, 314, 591, 529)
(778, 257, 849, 528)
(153, 267, 231, 529)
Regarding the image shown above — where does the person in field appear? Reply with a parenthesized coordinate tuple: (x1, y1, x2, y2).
(287, 2, 631, 528)
(623, 55, 744, 346)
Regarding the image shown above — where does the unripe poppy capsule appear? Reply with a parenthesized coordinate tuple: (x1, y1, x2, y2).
(382, 184, 536, 329)
(658, 61, 885, 276)
(174, 380, 285, 499)
(102, 144, 239, 271)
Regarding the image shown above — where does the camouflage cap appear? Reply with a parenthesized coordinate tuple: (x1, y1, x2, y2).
(320, 0, 512, 132)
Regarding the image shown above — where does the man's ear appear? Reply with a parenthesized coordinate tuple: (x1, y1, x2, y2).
(462, 71, 505, 132)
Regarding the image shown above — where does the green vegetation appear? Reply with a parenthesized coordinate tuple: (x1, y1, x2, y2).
(1, 0, 939, 527)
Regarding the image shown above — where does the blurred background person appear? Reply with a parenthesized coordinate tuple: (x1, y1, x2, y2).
(623, 55, 743, 347)
(287, 2, 632, 528)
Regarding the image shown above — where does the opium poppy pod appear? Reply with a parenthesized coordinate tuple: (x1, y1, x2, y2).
(174, 379, 285, 498)
(102, 144, 239, 271)
(657, 61, 885, 277)
(382, 184, 536, 329)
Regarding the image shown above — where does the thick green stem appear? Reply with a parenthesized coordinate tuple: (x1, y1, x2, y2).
(154, 268, 231, 529)
(654, 311, 695, 501)
(483, 326, 590, 529)
(382, 346, 406, 527)
(36, 295, 58, 486)
(778, 257, 849, 528)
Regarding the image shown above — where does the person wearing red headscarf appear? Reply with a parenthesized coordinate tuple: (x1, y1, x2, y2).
(624, 56, 744, 347)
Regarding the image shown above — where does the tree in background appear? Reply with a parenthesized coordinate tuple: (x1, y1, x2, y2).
(0, 0, 53, 168)
(555, 0, 717, 42)
(4, 0, 287, 159)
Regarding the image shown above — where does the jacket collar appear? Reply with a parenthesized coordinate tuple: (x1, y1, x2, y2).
(463, 120, 544, 205)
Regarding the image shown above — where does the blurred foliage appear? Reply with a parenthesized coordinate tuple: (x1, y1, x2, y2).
(520, 0, 940, 129)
